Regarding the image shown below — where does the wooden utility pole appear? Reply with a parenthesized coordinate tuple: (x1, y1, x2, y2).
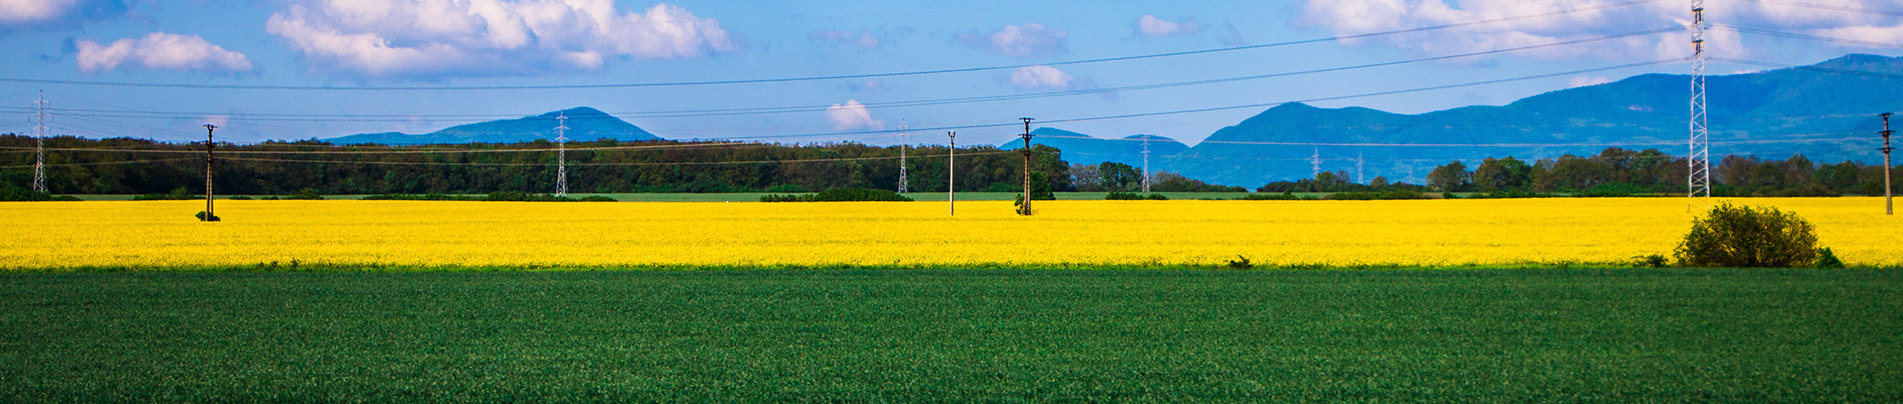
(1883, 112, 1894, 215)
(203, 124, 217, 222)
(948, 131, 956, 217)
(1019, 117, 1034, 216)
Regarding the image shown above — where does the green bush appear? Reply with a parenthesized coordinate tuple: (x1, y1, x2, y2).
(281, 188, 325, 200)
(0, 185, 77, 202)
(1325, 190, 1429, 200)
(760, 188, 913, 202)
(1674, 203, 1819, 268)
(1236, 192, 1316, 201)
(1105, 192, 1167, 200)
(1815, 248, 1845, 269)
(133, 187, 198, 201)
(195, 211, 221, 222)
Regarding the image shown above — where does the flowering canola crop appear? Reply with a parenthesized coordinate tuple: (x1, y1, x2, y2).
(1, 198, 1896, 269)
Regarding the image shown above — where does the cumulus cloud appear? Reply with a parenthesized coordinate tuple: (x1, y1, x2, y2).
(265, 0, 737, 78)
(1567, 76, 1611, 88)
(825, 100, 884, 131)
(0, 0, 127, 32)
(76, 32, 254, 74)
(958, 23, 1067, 57)
(1137, 15, 1200, 37)
(809, 29, 879, 48)
(1009, 65, 1076, 88)
(1297, 0, 1903, 61)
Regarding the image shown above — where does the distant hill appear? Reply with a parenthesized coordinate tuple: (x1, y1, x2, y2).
(327, 107, 660, 145)
(999, 128, 1189, 169)
(1154, 53, 1903, 186)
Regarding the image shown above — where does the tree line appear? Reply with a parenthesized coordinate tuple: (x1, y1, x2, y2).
(1261, 147, 1899, 197)
(0, 135, 1076, 195)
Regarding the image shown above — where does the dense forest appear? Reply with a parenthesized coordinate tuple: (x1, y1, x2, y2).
(1262, 147, 1901, 197)
(0, 135, 1076, 195)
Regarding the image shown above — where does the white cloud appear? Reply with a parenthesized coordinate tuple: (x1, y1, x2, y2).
(825, 100, 884, 131)
(809, 29, 879, 48)
(1567, 76, 1611, 88)
(265, 1, 737, 78)
(1009, 65, 1076, 88)
(0, 0, 125, 31)
(76, 32, 254, 74)
(1137, 15, 1200, 37)
(958, 23, 1067, 57)
(1297, 0, 1903, 61)
(0, 0, 80, 23)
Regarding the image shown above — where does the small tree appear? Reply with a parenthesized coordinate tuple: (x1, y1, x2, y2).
(1675, 203, 1818, 267)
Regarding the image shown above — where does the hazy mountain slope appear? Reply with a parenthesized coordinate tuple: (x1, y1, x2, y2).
(328, 107, 660, 145)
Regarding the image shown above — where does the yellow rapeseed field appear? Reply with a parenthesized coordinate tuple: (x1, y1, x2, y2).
(0, 198, 1896, 269)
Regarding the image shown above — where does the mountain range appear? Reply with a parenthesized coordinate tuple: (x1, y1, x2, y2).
(321, 54, 1903, 187)
(328, 107, 659, 145)
(1010, 53, 1903, 186)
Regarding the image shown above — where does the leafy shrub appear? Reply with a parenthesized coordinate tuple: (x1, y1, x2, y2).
(1236, 192, 1317, 201)
(0, 185, 78, 201)
(760, 188, 913, 202)
(1325, 190, 1429, 200)
(1634, 254, 1670, 268)
(763, 184, 805, 193)
(195, 211, 221, 222)
(133, 187, 198, 201)
(1105, 192, 1167, 200)
(1225, 256, 1253, 269)
(360, 193, 586, 202)
(810, 188, 913, 202)
(281, 188, 325, 200)
(1674, 203, 1819, 268)
(1814, 248, 1845, 269)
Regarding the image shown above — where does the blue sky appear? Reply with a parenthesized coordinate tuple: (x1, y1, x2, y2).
(1, 0, 1899, 147)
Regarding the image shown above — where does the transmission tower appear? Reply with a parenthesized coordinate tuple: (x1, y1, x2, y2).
(898, 121, 910, 193)
(554, 112, 569, 197)
(1141, 135, 1152, 193)
(1357, 153, 1366, 185)
(1687, 0, 1711, 198)
(1310, 147, 1322, 178)
(31, 91, 48, 194)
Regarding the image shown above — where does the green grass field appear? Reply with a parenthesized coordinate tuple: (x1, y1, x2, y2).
(1, 269, 1897, 402)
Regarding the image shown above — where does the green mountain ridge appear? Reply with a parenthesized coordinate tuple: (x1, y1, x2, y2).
(1054, 53, 1903, 186)
(328, 107, 660, 145)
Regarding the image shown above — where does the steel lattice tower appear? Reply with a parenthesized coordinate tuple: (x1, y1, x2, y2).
(1141, 136, 1151, 193)
(31, 91, 48, 194)
(1310, 147, 1322, 178)
(1688, 0, 1711, 198)
(554, 112, 569, 197)
(898, 122, 909, 193)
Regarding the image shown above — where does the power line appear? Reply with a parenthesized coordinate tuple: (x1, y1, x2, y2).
(1711, 57, 1903, 79)
(0, 158, 197, 170)
(1743, 0, 1903, 17)
(0, 0, 1662, 91)
(1714, 25, 1903, 49)
(0, 28, 1678, 123)
(3, 59, 1689, 156)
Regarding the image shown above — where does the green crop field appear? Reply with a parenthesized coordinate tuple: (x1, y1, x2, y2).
(2, 269, 1898, 402)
